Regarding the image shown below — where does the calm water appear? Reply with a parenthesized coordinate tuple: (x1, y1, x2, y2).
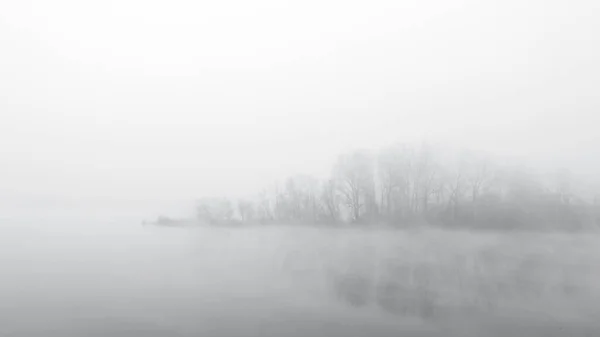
(1, 212, 598, 336)
(0, 213, 425, 337)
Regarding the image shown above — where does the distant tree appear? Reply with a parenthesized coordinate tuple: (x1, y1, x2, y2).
(196, 197, 234, 225)
(334, 150, 375, 222)
(297, 175, 321, 223)
(444, 152, 468, 222)
(464, 153, 496, 223)
(238, 199, 255, 223)
(181, 140, 595, 232)
(555, 168, 573, 206)
(256, 189, 274, 224)
(377, 144, 412, 220)
(274, 174, 321, 223)
(413, 143, 440, 215)
(321, 179, 341, 222)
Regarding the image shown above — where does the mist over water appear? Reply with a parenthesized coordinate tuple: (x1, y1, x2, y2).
(2, 1, 600, 335)
(0, 212, 420, 336)
(2, 209, 600, 336)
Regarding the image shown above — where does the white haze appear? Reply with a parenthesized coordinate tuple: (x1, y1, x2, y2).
(3, 216, 600, 336)
(2, 1, 600, 336)
(1, 0, 600, 206)
(0, 217, 447, 336)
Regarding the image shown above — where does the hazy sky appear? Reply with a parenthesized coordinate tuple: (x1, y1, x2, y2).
(1, 0, 599, 203)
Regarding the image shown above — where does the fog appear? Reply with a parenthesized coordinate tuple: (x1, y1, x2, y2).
(2, 0, 600, 203)
(2, 0, 600, 336)
(2, 215, 600, 336)
(0, 216, 440, 336)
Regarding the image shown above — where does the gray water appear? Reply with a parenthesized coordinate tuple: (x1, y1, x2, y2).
(1, 212, 599, 336)
(0, 213, 425, 337)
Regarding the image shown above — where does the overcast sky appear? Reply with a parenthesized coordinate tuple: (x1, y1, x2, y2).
(1, 0, 599, 204)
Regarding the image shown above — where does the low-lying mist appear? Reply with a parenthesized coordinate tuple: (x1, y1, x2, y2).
(2, 215, 600, 336)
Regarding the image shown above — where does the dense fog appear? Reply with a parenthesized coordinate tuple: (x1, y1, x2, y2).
(2, 0, 600, 336)
(0, 214, 442, 336)
(1, 212, 600, 336)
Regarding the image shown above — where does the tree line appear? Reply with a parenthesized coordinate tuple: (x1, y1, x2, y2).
(194, 142, 600, 231)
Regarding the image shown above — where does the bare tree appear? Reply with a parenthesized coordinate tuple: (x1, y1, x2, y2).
(464, 153, 496, 222)
(444, 154, 468, 222)
(278, 175, 321, 222)
(238, 199, 255, 223)
(334, 150, 375, 222)
(413, 143, 439, 215)
(377, 143, 412, 220)
(321, 179, 340, 222)
(555, 168, 573, 206)
(299, 175, 321, 223)
(196, 197, 234, 225)
(185, 139, 596, 231)
(256, 189, 274, 224)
